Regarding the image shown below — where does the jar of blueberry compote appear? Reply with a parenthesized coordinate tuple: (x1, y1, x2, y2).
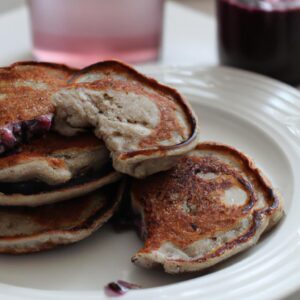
(217, 0, 300, 85)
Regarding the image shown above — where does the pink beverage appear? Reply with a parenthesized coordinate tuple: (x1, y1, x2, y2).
(28, 0, 165, 67)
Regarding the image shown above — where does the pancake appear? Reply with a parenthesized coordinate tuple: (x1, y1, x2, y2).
(52, 60, 199, 178)
(0, 182, 124, 254)
(131, 142, 284, 274)
(0, 166, 122, 207)
(0, 132, 109, 185)
(0, 62, 75, 154)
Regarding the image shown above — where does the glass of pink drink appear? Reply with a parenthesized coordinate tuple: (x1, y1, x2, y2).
(28, 0, 165, 67)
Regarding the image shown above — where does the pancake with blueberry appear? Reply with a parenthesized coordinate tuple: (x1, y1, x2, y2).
(131, 142, 284, 273)
(0, 61, 75, 155)
(0, 133, 122, 206)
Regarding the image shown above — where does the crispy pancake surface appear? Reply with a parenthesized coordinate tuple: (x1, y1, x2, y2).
(53, 60, 199, 178)
(131, 142, 284, 273)
(0, 62, 74, 126)
(0, 132, 109, 185)
(0, 183, 124, 254)
(0, 62, 75, 154)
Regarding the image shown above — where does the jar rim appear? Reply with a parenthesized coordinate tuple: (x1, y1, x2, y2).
(220, 0, 300, 11)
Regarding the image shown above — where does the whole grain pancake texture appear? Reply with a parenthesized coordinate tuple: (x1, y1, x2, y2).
(131, 142, 284, 273)
(52, 60, 200, 178)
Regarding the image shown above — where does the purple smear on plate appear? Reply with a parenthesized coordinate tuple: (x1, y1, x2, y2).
(104, 280, 140, 297)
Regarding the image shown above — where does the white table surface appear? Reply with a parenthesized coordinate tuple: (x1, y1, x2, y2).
(0, 1, 298, 299)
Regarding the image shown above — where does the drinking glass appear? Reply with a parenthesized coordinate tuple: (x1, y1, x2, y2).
(28, 0, 165, 67)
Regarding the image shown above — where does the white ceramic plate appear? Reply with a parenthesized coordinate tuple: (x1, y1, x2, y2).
(1, 66, 300, 300)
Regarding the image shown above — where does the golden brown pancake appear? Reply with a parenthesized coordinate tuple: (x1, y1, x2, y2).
(131, 142, 284, 273)
(0, 62, 75, 127)
(0, 182, 124, 254)
(0, 132, 123, 207)
(0, 62, 76, 155)
(0, 132, 109, 185)
(52, 60, 200, 178)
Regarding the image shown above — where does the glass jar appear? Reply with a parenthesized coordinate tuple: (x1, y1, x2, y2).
(216, 0, 300, 85)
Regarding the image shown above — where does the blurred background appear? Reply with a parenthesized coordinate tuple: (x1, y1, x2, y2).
(1, 0, 300, 85)
(0, 0, 217, 67)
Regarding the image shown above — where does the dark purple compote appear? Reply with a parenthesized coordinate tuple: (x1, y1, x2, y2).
(217, 0, 300, 85)
(104, 280, 140, 297)
(0, 114, 53, 155)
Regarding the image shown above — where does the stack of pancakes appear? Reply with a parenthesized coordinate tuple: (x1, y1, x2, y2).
(0, 60, 198, 254)
(0, 60, 284, 275)
(0, 62, 123, 253)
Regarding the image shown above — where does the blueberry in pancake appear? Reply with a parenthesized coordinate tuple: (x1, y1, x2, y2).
(0, 62, 75, 154)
